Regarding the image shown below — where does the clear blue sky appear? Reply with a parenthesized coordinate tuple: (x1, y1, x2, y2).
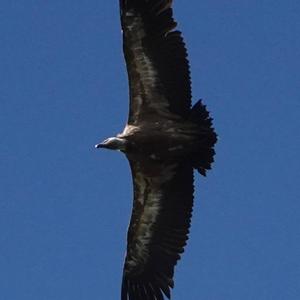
(1, 1, 299, 299)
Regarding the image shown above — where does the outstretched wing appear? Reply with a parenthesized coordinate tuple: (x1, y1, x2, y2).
(120, 0, 192, 124)
(122, 156, 194, 299)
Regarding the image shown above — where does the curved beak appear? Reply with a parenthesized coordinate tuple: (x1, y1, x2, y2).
(95, 142, 105, 149)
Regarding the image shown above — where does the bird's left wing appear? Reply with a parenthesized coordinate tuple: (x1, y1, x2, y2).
(120, 0, 192, 125)
(122, 156, 194, 299)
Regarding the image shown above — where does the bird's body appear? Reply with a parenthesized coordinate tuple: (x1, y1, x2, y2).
(96, 1, 217, 299)
(116, 111, 212, 163)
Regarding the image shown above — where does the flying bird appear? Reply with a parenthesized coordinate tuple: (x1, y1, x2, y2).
(96, 0, 217, 299)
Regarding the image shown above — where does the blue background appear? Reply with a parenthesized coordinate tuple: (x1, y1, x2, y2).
(1, 1, 299, 299)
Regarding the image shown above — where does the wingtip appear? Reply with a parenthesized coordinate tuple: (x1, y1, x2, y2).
(121, 275, 128, 300)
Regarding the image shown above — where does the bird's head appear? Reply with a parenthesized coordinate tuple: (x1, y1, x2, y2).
(95, 137, 127, 151)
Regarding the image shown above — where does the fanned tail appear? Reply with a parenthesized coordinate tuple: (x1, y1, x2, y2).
(188, 100, 217, 176)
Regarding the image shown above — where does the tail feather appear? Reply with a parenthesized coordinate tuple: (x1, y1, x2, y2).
(188, 100, 217, 176)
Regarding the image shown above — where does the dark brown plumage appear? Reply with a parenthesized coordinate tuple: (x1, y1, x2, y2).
(96, 1, 217, 299)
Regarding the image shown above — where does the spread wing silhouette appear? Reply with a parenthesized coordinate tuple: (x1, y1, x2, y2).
(96, 1, 217, 299)
(120, 0, 192, 124)
(122, 156, 194, 299)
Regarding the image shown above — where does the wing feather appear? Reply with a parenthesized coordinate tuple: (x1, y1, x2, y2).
(121, 156, 194, 299)
(120, 0, 192, 124)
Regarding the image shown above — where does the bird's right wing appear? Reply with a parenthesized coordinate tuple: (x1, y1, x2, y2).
(122, 156, 194, 299)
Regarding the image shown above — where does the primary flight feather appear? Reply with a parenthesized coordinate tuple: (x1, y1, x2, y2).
(96, 1, 217, 299)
